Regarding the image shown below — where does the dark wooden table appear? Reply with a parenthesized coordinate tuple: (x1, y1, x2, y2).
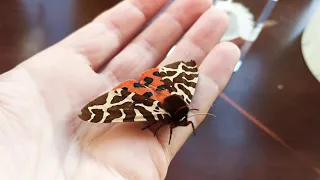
(1, 0, 320, 179)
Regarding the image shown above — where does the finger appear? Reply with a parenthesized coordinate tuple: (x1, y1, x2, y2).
(56, 0, 170, 71)
(157, 42, 240, 159)
(103, 0, 212, 81)
(160, 7, 229, 66)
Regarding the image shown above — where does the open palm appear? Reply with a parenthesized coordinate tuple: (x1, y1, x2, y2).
(0, 0, 239, 179)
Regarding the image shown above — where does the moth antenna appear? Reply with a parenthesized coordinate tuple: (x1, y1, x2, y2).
(188, 113, 216, 118)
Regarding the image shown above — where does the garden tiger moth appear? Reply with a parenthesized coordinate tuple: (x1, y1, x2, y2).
(78, 60, 199, 144)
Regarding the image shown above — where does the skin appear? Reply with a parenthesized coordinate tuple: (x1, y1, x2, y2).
(0, 0, 240, 180)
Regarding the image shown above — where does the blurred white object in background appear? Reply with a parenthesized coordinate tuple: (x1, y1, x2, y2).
(214, 0, 254, 72)
(215, 1, 255, 42)
(214, 0, 234, 12)
(301, 4, 320, 82)
(217, 0, 278, 72)
(167, 0, 278, 72)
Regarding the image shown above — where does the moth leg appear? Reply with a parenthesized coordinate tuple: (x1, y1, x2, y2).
(187, 121, 196, 136)
(141, 121, 157, 130)
(180, 120, 196, 136)
(153, 123, 168, 137)
(169, 124, 174, 145)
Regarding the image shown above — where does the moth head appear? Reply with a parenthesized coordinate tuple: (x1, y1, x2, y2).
(174, 105, 189, 122)
(163, 94, 189, 121)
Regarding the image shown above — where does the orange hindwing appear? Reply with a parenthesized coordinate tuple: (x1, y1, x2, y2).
(112, 79, 154, 99)
(139, 68, 170, 103)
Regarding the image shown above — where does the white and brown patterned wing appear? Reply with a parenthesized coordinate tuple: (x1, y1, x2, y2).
(78, 88, 171, 123)
(159, 60, 198, 104)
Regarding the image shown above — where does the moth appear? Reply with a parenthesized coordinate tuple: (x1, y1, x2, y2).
(78, 60, 201, 144)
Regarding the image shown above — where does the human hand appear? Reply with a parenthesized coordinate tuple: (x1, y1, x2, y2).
(0, 0, 240, 179)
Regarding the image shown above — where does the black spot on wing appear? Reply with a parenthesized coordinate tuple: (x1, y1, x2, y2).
(144, 77, 153, 85)
(134, 83, 144, 88)
(156, 85, 167, 91)
(153, 71, 161, 77)
(143, 92, 153, 98)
